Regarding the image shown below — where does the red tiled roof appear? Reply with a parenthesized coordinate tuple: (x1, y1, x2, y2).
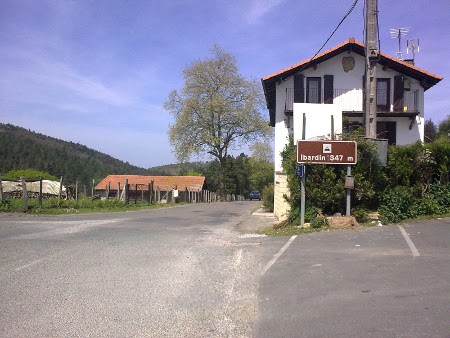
(95, 175, 205, 192)
(262, 38, 443, 82)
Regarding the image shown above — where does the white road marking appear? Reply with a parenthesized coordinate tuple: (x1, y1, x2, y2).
(261, 235, 297, 276)
(9, 219, 126, 240)
(398, 226, 420, 257)
(234, 249, 243, 267)
(15, 249, 73, 271)
(238, 234, 267, 238)
(15, 253, 58, 271)
(15, 257, 48, 271)
(226, 249, 244, 298)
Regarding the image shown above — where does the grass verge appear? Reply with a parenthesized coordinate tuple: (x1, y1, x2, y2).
(0, 198, 178, 215)
(259, 213, 450, 237)
(257, 225, 330, 237)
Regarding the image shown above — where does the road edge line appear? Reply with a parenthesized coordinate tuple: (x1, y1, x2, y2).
(261, 235, 297, 276)
(398, 225, 420, 257)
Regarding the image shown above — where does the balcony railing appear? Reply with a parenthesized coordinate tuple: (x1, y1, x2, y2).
(284, 88, 419, 113)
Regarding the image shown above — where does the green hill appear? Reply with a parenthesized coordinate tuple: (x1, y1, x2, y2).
(0, 123, 201, 188)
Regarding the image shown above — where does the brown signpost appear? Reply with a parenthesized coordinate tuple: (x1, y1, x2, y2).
(297, 140, 357, 165)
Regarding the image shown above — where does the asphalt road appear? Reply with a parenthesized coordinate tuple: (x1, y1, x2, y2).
(257, 218, 450, 338)
(0, 202, 272, 337)
(0, 204, 448, 337)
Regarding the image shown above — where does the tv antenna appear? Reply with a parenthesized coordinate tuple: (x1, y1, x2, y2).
(390, 27, 410, 60)
(407, 38, 420, 60)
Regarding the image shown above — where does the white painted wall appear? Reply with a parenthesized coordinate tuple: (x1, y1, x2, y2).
(274, 76, 294, 172)
(293, 103, 342, 142)
(273, 50, 425, 171)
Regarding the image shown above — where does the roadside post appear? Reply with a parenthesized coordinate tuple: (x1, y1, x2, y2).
(345, 165, 354, 216)
(297, 140, 357, 223)
(300, 113, 306, 226)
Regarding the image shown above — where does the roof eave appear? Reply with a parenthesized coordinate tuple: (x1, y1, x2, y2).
(261, 38, 443, 121)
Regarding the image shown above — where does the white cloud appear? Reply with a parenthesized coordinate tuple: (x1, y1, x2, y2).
(0, 44, 130, 108)
(245, 0, 285, 24)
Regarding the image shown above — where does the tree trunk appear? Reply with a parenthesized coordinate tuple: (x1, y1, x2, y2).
(219, 156, 227, 199)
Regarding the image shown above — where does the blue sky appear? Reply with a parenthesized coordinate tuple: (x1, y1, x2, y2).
(0, 0, 448, 168)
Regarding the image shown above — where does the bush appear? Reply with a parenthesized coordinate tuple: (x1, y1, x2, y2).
(431, 184, 450, 210)
(2, 169, 58, 181)
(352, 207, 370, 223)
(379, 186, 417, 223)
(305, 206, 321, 223)
(306, 165, 346, 214)
(311, 214, 329, 229)
(0, 200, 11, 212)
(379, 183, 450, 224)
(281, 134, 449, 225)
(413, 197, 442, 216)
(262, 184, 274, 212)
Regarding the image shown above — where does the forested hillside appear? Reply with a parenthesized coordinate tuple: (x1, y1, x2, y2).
(0, 123, 155, 187)
(0, 123, 274, 198)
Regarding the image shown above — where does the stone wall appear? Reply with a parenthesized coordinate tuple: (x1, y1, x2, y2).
(274, 172, 290, 221)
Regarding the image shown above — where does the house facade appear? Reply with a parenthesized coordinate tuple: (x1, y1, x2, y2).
(261, 38, 442, 220)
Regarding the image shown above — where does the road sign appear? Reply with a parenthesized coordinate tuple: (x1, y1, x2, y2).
(295, 164, 305, 177)
(297, 140, 357, 165)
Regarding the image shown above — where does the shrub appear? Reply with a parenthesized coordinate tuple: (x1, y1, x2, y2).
(0, 200, 11, 212)
(379, 186, 418, 223)
(306, 165, 346, 214)
(352, 207, 370, 223)
(305, 206, 320, 222)
(311, 214, 329, 229)
(425, 184, 450, 214)
(262, 184, 274, 212)
(2, 169, 58, 181)
(413, 197, 442, 216)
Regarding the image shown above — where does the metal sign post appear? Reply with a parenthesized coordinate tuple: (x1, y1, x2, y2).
(345, 165, 353, 216)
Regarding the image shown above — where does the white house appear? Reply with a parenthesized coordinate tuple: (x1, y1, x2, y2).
(261, 37, 443, 220)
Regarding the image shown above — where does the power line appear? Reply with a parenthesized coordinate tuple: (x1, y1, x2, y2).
(309, 0, 360, 63)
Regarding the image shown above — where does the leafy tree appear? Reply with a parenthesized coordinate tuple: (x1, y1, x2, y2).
(180, 168, 203, 176)
(228, 154, 251, 196)
(165, 46, 271, 196)
(424, 119, 437, 143)
(437, 115, 450, 139)
(249, 142, 273, 162)
(248, 142, 274, 193)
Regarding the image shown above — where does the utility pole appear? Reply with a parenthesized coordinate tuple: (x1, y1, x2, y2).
(364, 0, 378, 139)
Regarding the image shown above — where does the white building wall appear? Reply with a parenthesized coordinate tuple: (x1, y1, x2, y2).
(273, 50, 426, 170)
(274, 77, 294, 172)
(293, 103, 342, 142)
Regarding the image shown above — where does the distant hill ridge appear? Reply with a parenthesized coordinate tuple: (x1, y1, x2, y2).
(0, 123, 205, 187)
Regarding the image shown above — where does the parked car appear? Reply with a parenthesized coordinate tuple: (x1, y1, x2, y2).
(249, 191, 261, 201)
